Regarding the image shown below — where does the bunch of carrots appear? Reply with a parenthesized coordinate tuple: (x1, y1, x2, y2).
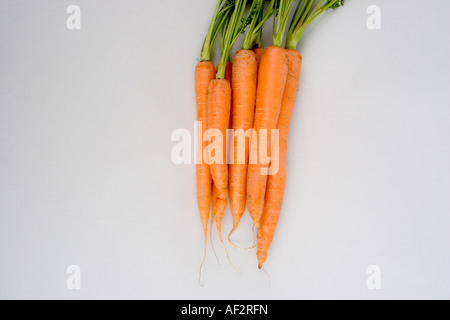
(195, 0, 344, 275)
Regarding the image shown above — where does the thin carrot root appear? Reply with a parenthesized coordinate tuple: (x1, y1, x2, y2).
(209, 220, 220, 265)
(198, 228, 208, 287)
(227, 225, 256, 251)
(249, 223, 257, 249)
(259, 267, 271, 289)
(227, 228, 249, 251)
(218, 225, 239, 274)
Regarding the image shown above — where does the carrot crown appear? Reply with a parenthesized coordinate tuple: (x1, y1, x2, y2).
(241, 0, 276, 50)
(286, 0, 345, 50)
(272, 0, 294, 48)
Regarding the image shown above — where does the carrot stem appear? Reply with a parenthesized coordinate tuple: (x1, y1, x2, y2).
(285, 0, 345, 50)
(217, 0, 248, 79)
(241, 0, 276, 50)
(272, 0, 294, 47)
(201, 0, 235, 61)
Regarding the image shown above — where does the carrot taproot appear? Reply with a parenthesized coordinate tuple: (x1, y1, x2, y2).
(257, 0, 345, 268)
(207, 79, 231, 236)
(257, 49, 302, 268)
(246, 46, 288, 228)
(196, 0, 233, 281)
(208, 0, 248, 244)
(195, 60, 215, 243)
(227, 0, 274, 235)
(228, 49, 257, 232)
(246, 0, 293, 229)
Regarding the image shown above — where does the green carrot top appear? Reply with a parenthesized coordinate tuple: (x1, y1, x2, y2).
(286, 0, 344, 50)
(216, 0, 248, 79)
(241, 0, 276, 50)
(272, 0, 294, 48)
(200, 0, 235, 62)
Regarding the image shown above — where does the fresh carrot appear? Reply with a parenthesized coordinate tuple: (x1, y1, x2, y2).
(246, 0, 293, 229)
(196, 0, 232, 279)
(208, 79, 231, 237)
(208, 0, 248, 244)
(257, 0, 345, 268)
(256, 49, 301, 268)
(229, 49, 257, 231)
(195, 60, 215, 243)
(228, 0, 275, 235)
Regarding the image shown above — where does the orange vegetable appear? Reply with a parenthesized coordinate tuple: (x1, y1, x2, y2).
(207, 79, 231, 239)
(246, 45, 288, 228)
(195, 61, 215, 247)
(229, 49, 258, 232)
(257, 49, 302, 268)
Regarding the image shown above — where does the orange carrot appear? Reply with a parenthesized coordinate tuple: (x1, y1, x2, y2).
(246, 45, 288, 228)
(256, 0, 345, 268)
(229, 49, 257, 232)
(246, 0, 293, 229)
(209, 0, 248, 244)
(195, 61, 215, 243)
(207, 79, 231, 238)
(257, 49, 302, 268)
(196, 0, 232, 280)
(227, 0, 274, 234)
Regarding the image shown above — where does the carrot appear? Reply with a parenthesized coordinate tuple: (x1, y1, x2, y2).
(246, 46, 287, 229)
(246, 0, 293, 229)
(208, 78, 231, 236)
(229, 49, 257, 231)
(257, 49, 302, 268)
(257, 0, 345, 268)
(228, 0, 275, 235)
(208, 0, 248, 245)
(196, 0, 232, 281)
(195, 60, 215, 242)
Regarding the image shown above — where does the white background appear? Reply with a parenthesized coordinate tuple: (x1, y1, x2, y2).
(1, 0, 449, 299)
